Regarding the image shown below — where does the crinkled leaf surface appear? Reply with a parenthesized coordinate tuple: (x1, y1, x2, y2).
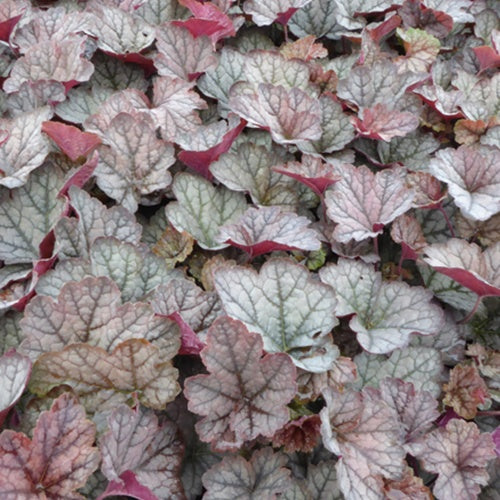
(30, 339, 180, 411)
(214, 258, 339, 372)
(320, 386, 406, 499)
(100, 405, 184, 499)
(165, 172, 247, 250)
(0, 393, 100, 499)
(0, 162, 65, 264)
(0, 350, 31, 426)
(325, 164, 415, 242)
(428, 145, 500, 221)
(229, 82, 322, 145)
(320, 259, 443, 354)
(184, 316, 296, 451)
(411, 419, 496, 500)
(423, 239, 500, 297)
(289, 0, 342, 38)
(154, 23, 218, 80)
(21, 276, 180, 360)
(217, 206, 322, 256)
(3, 35, 94, 93)
(95, 112, 175, 213)
(0, 107, 51, 188)
(54, 186, 142, 259)
(202, 447, 291, 499)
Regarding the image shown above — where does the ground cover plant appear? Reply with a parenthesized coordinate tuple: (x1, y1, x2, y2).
(0, 0, 498, 498)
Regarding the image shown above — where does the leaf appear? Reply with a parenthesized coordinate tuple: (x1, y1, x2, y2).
(217, 206, 322, 256)
(21, 276, 180, 360)
(423, 239, 500, 297)
(398, 0, 453, 38)
(0, 393, 100, 499)
(202, 447, 291, 499)
(320, 259, 443, 354)
(355, 346, 442, 397)
(30, 339, 180, 411)
(325, 165, 415, 242)
(320, 387, 406, 498)
(411, 419, 496, 500)
(229, 82, 322, 145)
(42, 122, 101, 162)
(175, 0, 236, 44)
(99, 405, 184, 499)
(272, 415, 321, 453)
(134, 0, 189, 25)
(272, 155, 341, 196)
(423, 0, 474, 24)
(0, 0, 28, 43)
(211, 142, 301, 207)
(352, 103, 420, 141)
(428, 145, 500, 221)
(390, 214, 427, 260)
(184, 316, 296, 451)
(443, 364, 490, 419)
(95, 112, 175, 213)
(0, 107, 52, 188)
(280, 34, 328, 60)
(0, 350, 31, 427)
(302, 460, 342, 499)
(382, 465, 433, 500)
(54, 186, 142, 259)
(87, 5, 155, 55)
(6, 80, 66, 117)
(396, 27, 441, 72)
(337, 59, 425, 109)
(243, 0, 313, 26)
(0, 162, 65, 264)
(378, 378, 439, 447)
(151, 225, 195, 269)
(150, 75, 206, 143)
(3, 35, 94, 93)
(154, 23, 218, 80)
(214, 258, 339, 372)
(165, 172, 247, 250)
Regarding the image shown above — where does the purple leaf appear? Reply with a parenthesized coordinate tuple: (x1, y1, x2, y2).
(99, 405, 184, 499)
(217, 205, 322, 256)
(423, 239, 500, 297)
(243, 0, 313, 26)
(325, 164, 415, 242)
(184, 316, 296, 451)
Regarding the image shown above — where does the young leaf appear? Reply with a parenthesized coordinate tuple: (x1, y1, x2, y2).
(423, 239, 500, 297)
(95, 112, 175, 213)
(320, 387, 406, 498)
(320, 259, 444, 354)
(229, 82, 322, 145)
(165, 172, 247, 250)
(243, 0, 313, 26)
(272, 414, 321, 453)
(214, 258, 339, 372)
(217, 206, 322, 256)
(154, 23, 218, 80)
(30, 339, 180, 411)
(0, 350, 31, 426)
(3, 35, 94, 93)
(428, 145, 500, 221)
(100, 405, 184, 499)
(0, 393, 100, 498)
(411, 419, 496, 500)
(0, 107, 51, 188)
(325, 164, 415, 242)
(184, 316, 297, 451)
(54, 186, 142, 259)
(0, 162, 65, 264)
(202, 447, 291, 499)
(390, 214, 427, 260)
(443, 364, 489, 419)
(396, 27, 441, 72)
(21, 276, 180, 360)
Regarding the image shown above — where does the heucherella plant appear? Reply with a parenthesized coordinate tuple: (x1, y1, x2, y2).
(0, 0, 498, 498)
